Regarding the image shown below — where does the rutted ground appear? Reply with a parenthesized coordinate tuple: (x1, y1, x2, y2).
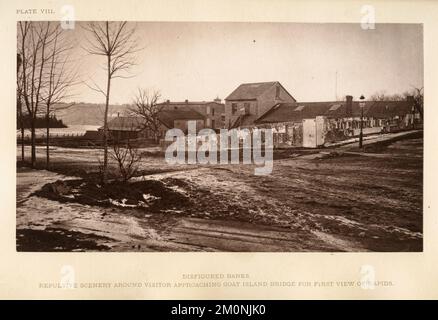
(16, 135, 423, 252)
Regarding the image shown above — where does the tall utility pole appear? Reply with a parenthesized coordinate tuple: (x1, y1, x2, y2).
(359, 95, 365, 148)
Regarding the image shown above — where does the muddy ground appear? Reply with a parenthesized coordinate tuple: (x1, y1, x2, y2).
(16, 133, 423, 252)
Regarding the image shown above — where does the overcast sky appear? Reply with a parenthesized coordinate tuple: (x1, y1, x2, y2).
(65, 22, 423, 104)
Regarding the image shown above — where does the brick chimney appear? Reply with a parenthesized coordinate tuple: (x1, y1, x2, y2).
(185, 99, 189, 104)
(214, 97, 221, 103)
(346, 95, 353, 116)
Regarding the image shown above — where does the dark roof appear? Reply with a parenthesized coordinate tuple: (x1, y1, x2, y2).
(230, 114, 260, 128)
(157, 101, 224, 106)
(225, 82, 279, 101)
(158, 109, 205, 128)
(105, 117, 145, 131)
(256, 100, 413, 124)
(256, 102, 333, 124)
(83, 130, 104, 140)
(325, 101, 373, 118)
(366, 100, 413, 118)
(157, 101, 225, 114)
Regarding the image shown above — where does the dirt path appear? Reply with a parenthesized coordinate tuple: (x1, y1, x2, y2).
(16, 169, 364, 252)
(16, 133, 422, 252)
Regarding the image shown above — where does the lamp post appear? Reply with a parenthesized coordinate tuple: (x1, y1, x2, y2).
(359, 95, 365, 149)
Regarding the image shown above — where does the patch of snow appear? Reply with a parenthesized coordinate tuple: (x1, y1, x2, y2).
(143, 194, 160, 202)
(109, 198, 137, 208)
(162, 209, 183, 214)
(137, 201, 149, 208)
(167, 185, 189, 196)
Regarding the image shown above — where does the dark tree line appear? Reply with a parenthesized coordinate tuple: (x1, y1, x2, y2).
(17, 114, 66, 129)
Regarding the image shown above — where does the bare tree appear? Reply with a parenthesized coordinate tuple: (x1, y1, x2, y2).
(82, 21, 140, 183)
(110, 144, 143, 182)
(18, 22, 77, 168)
(18, 22, 61, 167)
(408, 86, 424, 120)
(39, 24, 77, 168)
(110, 137, 143, 182)
(130, 88, 163, 143)
(370, 90, 403, 101)
(369, 87, 423, 119)
(369, 90, 387, 101)
(17, 53, 25, 163)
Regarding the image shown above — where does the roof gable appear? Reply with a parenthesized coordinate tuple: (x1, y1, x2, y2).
(225, 82, 278, 101)
(106, 117, 144, 131)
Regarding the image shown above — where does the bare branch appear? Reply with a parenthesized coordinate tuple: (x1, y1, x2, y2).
(129, 88, 163, 142)
(82, 21, 140, 183)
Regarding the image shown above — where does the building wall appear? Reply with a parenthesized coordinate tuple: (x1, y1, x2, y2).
(257, 84, 296, 118)
(254, 105, 422, 148)
(173, 119, 205, 133)
(224, 84, 296, 128)
(224, 100, 256, 128)
(161, 101, 225, 129)
(255, 121, 303, 148)
(202, 102, 225, 129)
(109, 130, 139, 141)
(142, 123, 169, 140)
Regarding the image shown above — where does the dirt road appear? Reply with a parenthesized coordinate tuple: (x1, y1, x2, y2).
(17, 169, 358, 252)
(16, 134, 423, 252)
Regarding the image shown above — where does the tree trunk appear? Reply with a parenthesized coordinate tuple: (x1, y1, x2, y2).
(46, 110, 50, 168)
(102, 54, 111, 184)
(17, 99, 25, 163)
(30, 119, 36, 167)
(21, 125, 24, 163)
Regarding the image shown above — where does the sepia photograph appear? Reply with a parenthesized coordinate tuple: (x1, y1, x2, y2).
(16, 21, 423, 253)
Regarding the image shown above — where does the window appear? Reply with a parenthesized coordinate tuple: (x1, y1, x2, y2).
(211, 108, 215, 116)
(206, 106, 211, 114)
(244, 102, 250, 113)
(231, 103, 237, 114)
(211, 120, 215, 128)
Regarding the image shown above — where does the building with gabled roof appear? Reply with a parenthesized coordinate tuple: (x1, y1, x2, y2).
(98, 116, 146, 141)
(101, 108, 206, 142)
(256, 96, 416, 126)
(225, 81, 296, 129)
(254, 95, 421, 148)
(366, 100, 414, 119)
(158, 109, 205, 134)
(157, 98, 225, 130)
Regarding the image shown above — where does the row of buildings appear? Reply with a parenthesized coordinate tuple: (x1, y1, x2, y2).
(103, 81, 422, 148)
